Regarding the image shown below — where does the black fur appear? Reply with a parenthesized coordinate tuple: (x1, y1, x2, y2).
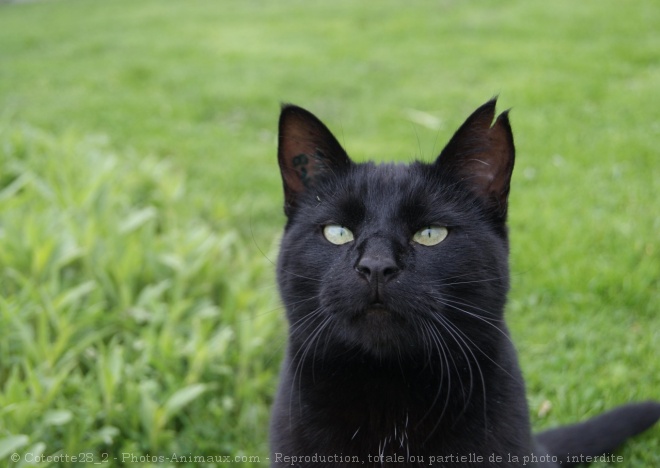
(270, 99, 660, 467)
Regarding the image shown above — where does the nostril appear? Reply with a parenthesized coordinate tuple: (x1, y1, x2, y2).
(356, 264, 372, 278)
(383, 266, 399, 278)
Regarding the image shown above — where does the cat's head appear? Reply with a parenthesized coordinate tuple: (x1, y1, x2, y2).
(276, 99, 515, 360)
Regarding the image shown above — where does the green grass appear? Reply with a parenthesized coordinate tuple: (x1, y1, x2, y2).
(0, 126, 280, 465)
(0, 0, 658, 466)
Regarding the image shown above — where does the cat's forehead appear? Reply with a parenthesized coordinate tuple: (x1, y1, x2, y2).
(304, 159, 458, 237)
(351, 161, 430, 202)
(306, 159, 456, 227)
(362, 162, 413, 188)
(371, 162, 411, 179)
(336, 161, 437, 219)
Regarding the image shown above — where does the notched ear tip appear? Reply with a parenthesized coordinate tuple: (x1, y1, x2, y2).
(462, 97, 501, 133)
(434, 99, 515, 220)
(474, 97, 512, 128)
(494, 107, 512, 125)
(480, 96, 498, 112)
(492, 109, 515, 148)
(484, 96, 499, 109)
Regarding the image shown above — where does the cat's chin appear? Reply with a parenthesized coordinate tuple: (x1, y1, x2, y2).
(340, 305, 414, 358)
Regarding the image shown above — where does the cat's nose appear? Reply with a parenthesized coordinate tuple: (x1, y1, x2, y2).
(356, 255, 400, 284)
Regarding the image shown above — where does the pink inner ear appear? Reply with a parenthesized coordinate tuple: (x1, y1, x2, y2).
(445, 121, 513, 199)
(278, 104, 351, 215)
(281, 150, 324, 195)
(279, 106, 345, 202)
(480, 114, 514, 198)
(435, 101, 514, 218)
(467, 158, 497, 186)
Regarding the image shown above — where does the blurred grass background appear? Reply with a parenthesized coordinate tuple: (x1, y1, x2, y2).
(0, 0, 658, 466)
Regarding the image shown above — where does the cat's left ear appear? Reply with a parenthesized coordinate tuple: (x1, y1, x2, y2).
(435, 98, 515, 220)
(278, 104, 351, 216)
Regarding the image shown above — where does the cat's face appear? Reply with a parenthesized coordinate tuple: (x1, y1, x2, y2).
(276, 100, 515, 360)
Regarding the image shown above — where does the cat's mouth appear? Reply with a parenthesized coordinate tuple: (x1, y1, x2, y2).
(344, 302, 412, 357)
(365, 302, 389, 314)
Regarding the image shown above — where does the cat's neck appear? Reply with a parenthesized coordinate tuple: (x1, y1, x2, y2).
(288, 332, 518, 423)
(277, 336, 532, 461)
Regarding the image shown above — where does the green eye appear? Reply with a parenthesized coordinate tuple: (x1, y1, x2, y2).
(323, 225, 354, 245)
(413, 226, 448, 246)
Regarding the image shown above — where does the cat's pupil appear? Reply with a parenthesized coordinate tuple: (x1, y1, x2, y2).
(412, 226, 448, 246)
(323, 225, 355, 245)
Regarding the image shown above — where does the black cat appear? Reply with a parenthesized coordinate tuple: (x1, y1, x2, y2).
(270, 99, 660, 467)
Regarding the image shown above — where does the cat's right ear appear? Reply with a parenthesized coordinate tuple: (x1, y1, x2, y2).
(278, 104, 351, 216)
(434, 98, 515, 221)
